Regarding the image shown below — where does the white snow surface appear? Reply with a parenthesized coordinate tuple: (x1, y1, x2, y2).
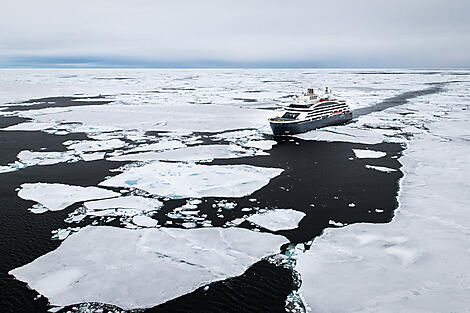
(9, 226, 289, 309)
(296, 84, 470, 313)
(64, 139, 126, 152)
(247, 209, 306, 231)
(1, 122, 56, 131)
(18, 183, 119, 211)
(17, 150, 79, 166)
(100, 161, 283, 198)
(132, 215, 157, 227)
(352, 149, 386, 159)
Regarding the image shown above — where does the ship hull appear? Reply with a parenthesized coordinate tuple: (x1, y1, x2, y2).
(270, 112, 353, 136)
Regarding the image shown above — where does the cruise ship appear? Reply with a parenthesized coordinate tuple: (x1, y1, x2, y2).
(269, 88, 352, 135)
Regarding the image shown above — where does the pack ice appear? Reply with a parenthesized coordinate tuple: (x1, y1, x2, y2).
(295, 85, 470, 313)
(18, 183, 119, 212)
(100, 161, 283, 198)
(9, 226, 289, 309)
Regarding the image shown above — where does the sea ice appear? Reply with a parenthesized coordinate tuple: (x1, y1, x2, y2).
(246, 209, 306, 231)
(10, 226, 288, 309)
(1, 122, 56, 131)
(84, 196, 162, 212)
(64, 139, 126, 152)
(352, 149, 386, 158)
(17, 150, 79, 167)
(18, 183, 119, 211)
(108, 144, 260, 162)
(296, 89, 470, 313)
(79, 152, 106, 161)
(124, 140, 186, 153)
(100, 161, 283, 198)
(365, 164, 396, 173)
(132, 215, 157, 227)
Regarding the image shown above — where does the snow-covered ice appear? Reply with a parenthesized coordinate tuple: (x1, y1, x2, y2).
(9, 226, 289, 309)
(18, 183, 119, 212)
(132, 215, 157, 227)
(296, 85, 470, 313)
(64, 139, 126, 152)
(100, 161, 283, 198)
(352, 149, 386, 159)
(1, 122, 56, 131)
(365, 164, 397, 173)
(108, 144, 262, 162)
(247, 209, 306, 231)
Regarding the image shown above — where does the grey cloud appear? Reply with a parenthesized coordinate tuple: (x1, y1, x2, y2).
(1, 0, 469, 67)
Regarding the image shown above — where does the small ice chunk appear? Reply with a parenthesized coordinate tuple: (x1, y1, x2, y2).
(18, 183, 119, 211)
(328, 220, 344, 227)
(0, 165, 17, 174)
(132, 215, 157, 227)
(65, 139, 126, 152)
(365, 165, 396, 173)
(80, 152, 106, 162)
(244, 140, 277, 150)
(352, 149, 386, 159)
(247, 209, 306, 231)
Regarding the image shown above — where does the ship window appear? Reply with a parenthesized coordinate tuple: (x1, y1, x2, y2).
(282, 112, 300, 119)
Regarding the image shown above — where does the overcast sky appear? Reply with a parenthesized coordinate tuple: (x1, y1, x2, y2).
(1, 0, 469, 68)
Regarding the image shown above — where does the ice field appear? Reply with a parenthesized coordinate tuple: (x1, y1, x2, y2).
(0, 69, 469, 313)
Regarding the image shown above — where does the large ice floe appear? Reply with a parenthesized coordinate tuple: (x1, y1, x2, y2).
(108, 144, 264, 162)
(247, 209, 306, 231)
(100, 161, 283, 198)
(10, 226, 289, 309)
(295, 85, 470, 313)
(63, 139, 126, 152)
(18, 183, 119, 212)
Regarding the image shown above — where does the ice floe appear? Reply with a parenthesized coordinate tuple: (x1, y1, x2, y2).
(352, 149, 386, 158)
(64, 139, 126, 152)
(18, 183, 119, 212)
(365, 164, 397, 173)
(247, 209, 306, 231)
(124, 139, 186, 153)
(132, 215, 157, 227)
(1, 122, 56, 131)
(83, 196, 162, 212)
(10, 226, 289, 309)
(108, 144, 263, 162)
(100, 161, 283, 198)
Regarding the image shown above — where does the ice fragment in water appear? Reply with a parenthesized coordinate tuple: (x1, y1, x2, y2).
(9, 226, 288, 309)
(18, 183, 119, 211)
